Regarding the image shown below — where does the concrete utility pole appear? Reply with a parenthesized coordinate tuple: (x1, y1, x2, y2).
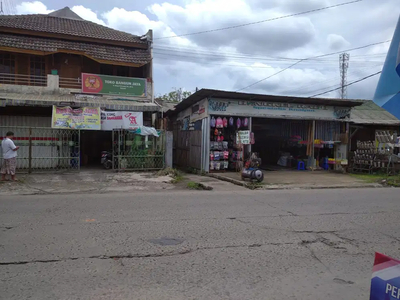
(339, 53, 350, 99)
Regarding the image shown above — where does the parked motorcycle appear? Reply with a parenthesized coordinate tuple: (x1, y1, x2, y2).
(101, 151, 112, 169)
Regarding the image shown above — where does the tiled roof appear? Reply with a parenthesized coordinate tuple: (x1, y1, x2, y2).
(0, 13, 146, 45)
(351, 100, 400, 125)
(0, 33, 150, 65)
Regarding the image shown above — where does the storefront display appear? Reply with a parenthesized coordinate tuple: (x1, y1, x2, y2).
(209, 115, 252, 172)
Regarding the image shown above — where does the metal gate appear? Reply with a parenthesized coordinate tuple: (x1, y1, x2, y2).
(112, 129, 165, 171)
(0, 126, 80, 173)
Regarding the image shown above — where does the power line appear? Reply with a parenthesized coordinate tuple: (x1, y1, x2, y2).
(155, 0, 363, 40)
(283, 64, 383, 95)
(154, 44, 387, 61)
(154, 47, 385, 64)
(308, 71, 382, 98)
(235, 40, 390, 92)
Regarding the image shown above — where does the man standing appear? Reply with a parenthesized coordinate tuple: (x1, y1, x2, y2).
(1, 131, 19, 181)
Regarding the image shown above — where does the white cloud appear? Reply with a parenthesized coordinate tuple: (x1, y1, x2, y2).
(11, 0, 399, 100)
(71, 6, 106, 25)
(327, 34, 350, 51)
(16, 1, 53, 14)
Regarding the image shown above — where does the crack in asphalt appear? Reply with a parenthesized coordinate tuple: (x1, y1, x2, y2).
(0, 242, 298, 266)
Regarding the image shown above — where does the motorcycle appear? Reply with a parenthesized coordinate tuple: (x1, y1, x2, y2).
(241, 153, 264, 182)
(101, 151, 112, 169)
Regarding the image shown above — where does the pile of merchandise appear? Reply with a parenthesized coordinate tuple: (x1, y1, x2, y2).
(209, 116, 249, 171)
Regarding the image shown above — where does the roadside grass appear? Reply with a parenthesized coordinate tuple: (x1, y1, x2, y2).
(157, 168, 184, 184)
(246, 181, 266, 190)
(187, 181, 213, 190)
(350, 173, 400, 187)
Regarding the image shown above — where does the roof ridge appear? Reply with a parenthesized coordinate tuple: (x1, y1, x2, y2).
(0, 13, 142, 39)
(0, 13, 146, 43)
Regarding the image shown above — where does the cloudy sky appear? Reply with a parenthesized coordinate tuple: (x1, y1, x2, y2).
(7, 0, 400, 99)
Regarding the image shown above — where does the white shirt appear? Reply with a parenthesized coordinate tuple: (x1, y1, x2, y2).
(1, 138, 17, 159)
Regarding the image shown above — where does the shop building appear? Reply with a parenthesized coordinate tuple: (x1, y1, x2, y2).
(349, 100, 400, 174)
(0, 7, 163, 172)
(166, 89, 363, 173)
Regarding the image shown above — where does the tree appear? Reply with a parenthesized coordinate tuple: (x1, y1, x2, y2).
(155, 88, 192, 103)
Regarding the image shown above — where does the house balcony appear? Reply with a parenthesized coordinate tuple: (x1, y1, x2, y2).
(0, 73, 152, 101)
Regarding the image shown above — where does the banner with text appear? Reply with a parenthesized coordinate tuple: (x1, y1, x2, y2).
(82, 73, 146, 97)
(370, 252, 400, 300)
(52, 106, 101, 130)
(101, 111, 143, 131)
(208, 99, 350, 120)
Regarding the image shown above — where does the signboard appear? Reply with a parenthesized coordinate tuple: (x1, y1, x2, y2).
(101, 111, 143, 131)
(236, 130, 250, 145)
(177, 98, 208, 122)
(370, 252, 400, 300)
(82, 73, 146, 97)
(52, 106, 101, 130)
(208, 99, 349, 120)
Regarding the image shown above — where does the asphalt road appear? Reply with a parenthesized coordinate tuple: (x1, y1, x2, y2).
(1, 188, 399, 300)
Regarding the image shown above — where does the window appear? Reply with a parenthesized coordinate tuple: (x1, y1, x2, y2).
(30, 55, 45, 86)
(100, 64, 113, 75)
(116, 66, 129, 77)
(0, 53, 16, 84)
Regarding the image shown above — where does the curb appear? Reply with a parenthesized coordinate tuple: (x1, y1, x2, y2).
(208, 173, 247, 187)
(208, 173, 384, 190)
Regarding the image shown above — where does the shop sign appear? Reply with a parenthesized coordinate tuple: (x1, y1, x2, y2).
(208, 99, 349, 120)
(236, 130, 250, 145)
(52, 106, 101, 130)
(101, 111, 143, 131)
(82, 73, 146, 97)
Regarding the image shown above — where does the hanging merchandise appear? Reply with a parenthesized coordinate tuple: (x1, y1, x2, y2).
(250, 132, 255, 144)
(214, 151, 220, 161)
(223, 117, 228, 127)
(237, 118, 242, 128)
(214, 128, 219, 136)
(210, 152, 214, 161)
(223, 141, 228, 149)
(243, 118, 248, 127)
(223, 151, 229, 160)
(210, 116, 216, 127)
(216, 117, 224, 128)
(210, 162, 214, 170)
(215, 162, 221, 170)
(220, 135, 224, 141)
(229, 117, 234, 126)
(217, 136, 221, 142)
(223, 161, 229, 169)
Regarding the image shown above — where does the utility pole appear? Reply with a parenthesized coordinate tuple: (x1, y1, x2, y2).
(0, 1, 4, 15)
(339, 53, 350, 99)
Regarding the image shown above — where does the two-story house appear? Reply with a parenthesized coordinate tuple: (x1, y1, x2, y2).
(0, 7, 161, 170)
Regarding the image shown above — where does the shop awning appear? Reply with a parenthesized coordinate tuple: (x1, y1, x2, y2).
(0, 92, 160, 112)
(350, 100, 400, 126)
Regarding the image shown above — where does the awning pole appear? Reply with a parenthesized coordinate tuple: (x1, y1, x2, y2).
(312, 120, 315, 170)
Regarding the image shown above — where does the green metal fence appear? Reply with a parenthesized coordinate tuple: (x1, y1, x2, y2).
(0, 126, 80, 173)
(112, 129, 165, 171)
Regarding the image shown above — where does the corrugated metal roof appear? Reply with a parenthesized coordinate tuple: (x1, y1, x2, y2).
(0, 93, 160, 112)
(166, 88, 364, 116)
(350, 100, 400, 125)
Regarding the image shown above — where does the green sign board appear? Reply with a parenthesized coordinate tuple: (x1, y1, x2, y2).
(82, 73, 147, 97)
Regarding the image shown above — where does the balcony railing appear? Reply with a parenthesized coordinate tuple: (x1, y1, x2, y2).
(0, 73, 47, 87)
(59, 77, 81, 89)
